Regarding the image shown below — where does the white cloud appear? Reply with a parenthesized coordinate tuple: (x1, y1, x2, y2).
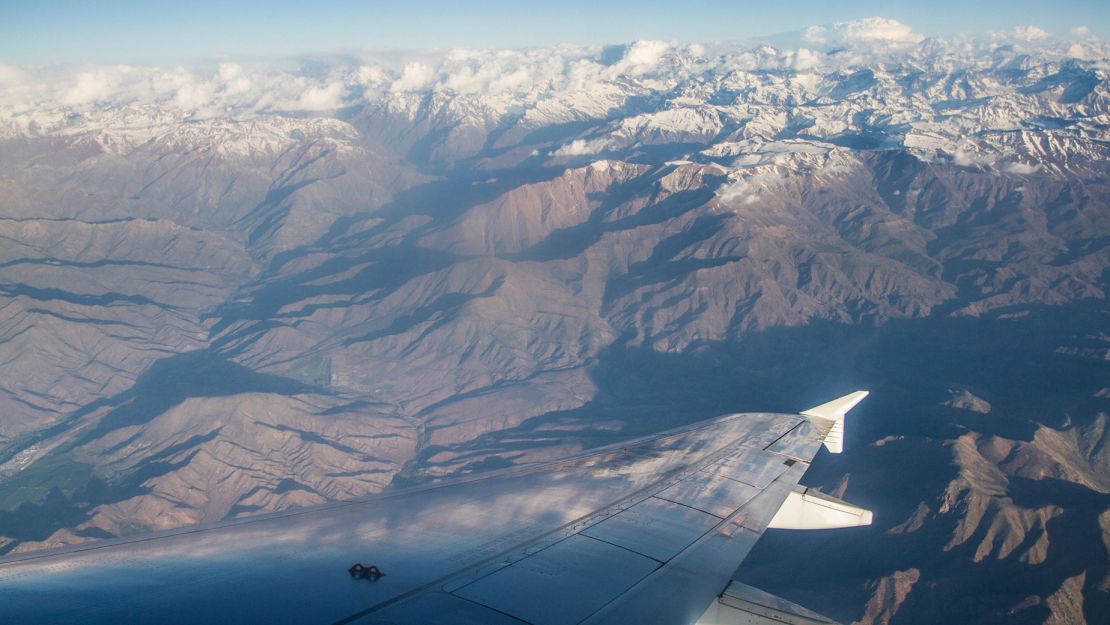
(217, 63, 242, 82)
(620, 40, 670, 71)
(0, 29, 969, 133)
(61, 69, 123, 106)
(352, 64, 388, 87)
(216, 63, 253, 97)
(791, 48, 822, 71)
(0, 30, 1106, 145)
(1012, 26, 1050, 41)
(804, 17, 923, 47)
(1068, 42, 1096, 60)
(802, 26, 829, 45)
(438, 51, 546, 95)
(298, 81, 346, 110)
(552, 137, 611, 157)
(0, 65, 24, 87)
(1004, 161, 1041, 175)
(952, 148, 995, 168)
(716, 171, 777, 205)
(391, 62, 436, 93)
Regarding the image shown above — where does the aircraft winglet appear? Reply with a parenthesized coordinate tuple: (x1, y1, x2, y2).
(800, 390, 869, 454)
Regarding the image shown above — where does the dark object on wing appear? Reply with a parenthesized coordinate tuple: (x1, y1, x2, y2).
(349, 563, 385, 580)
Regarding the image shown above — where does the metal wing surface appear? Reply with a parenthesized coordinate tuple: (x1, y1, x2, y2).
(0, 405, 850, 625)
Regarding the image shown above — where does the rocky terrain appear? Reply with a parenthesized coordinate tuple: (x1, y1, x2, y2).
(0, 19, 1108, 623)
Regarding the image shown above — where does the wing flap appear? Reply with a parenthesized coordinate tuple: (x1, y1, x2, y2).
(695, 581, 841, 625)
(580, 463, 805, 625)
(706, 449, 791, 488)
(581, 497, 721, 562)
(453, 534, 660, 625)
(655, 472, 761, 518)
(768, 487, 874, 530)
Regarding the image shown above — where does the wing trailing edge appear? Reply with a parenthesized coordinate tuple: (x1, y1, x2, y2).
(695, 581, 841, 625)
(800, 390, 869, 454)
(767, 486, 873, 530)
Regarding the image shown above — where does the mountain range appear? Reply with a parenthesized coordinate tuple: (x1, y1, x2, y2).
(1, 20, 1108, 623)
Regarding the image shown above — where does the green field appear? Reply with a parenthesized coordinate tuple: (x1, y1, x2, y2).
(0, 456, 94, 511)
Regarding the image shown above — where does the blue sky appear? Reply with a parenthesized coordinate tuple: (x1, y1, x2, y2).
(2, 0, 1108, 65)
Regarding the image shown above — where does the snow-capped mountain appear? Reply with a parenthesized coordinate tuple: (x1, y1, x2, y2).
(3, 24, 1107, 173)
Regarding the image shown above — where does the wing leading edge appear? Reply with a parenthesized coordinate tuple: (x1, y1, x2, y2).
(0, 392, 871, 625)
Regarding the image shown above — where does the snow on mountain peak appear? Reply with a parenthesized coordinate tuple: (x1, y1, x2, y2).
(0, 23, 1107, 174)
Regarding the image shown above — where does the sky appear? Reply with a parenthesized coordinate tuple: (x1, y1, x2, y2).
(1, 0, 1108, 65)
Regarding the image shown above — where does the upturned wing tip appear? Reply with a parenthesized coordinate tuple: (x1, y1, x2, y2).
(800, 391, 869, 454)
(799, 390, 869, 422)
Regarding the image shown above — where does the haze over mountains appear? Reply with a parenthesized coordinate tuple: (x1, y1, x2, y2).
(1, 18, 1108, 624)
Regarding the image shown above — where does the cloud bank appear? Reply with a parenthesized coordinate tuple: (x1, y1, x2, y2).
(0, 18, 1104, 139)
(803, 17, 925, 47)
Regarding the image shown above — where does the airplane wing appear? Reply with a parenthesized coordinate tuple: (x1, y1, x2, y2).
(0, 392, 871, 625)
